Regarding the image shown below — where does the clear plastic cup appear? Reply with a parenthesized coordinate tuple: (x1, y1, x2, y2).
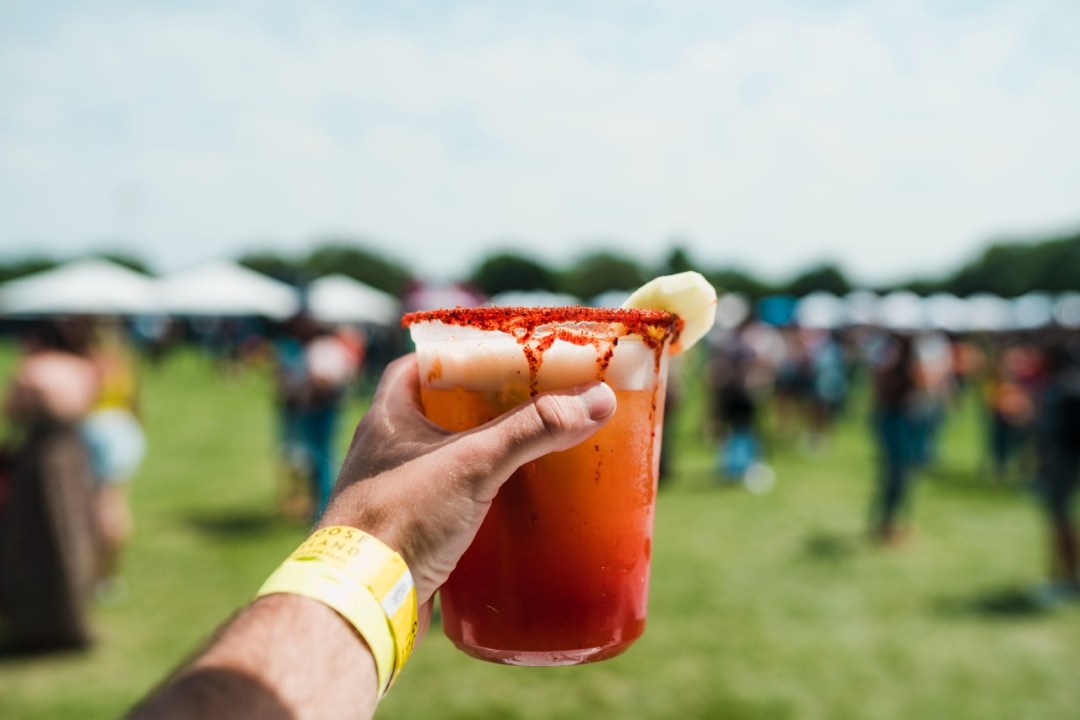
(403, 307, 678, 666)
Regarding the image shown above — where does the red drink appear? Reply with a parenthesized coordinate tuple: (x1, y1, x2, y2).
(403, 307, 680, 665)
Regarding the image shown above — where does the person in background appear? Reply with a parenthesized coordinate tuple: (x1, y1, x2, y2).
(709, 322, 761, 481)
(808, 329, 849, 449)
(657, 353, 683, 485)
(982, 339, 1041, 482)
(868, 332, 918, 545)
(271, 316, 313, 521)
(273, 313, 358, 521)
(332, 325, 367, 379)
(910, 331, 956, 468)
(773, 324, 813, 445)
(1032, 337, 1080, 605)
(948, 332, 984, 395)
(0, 319, 102, 651)
(302, 324, 360, 517)
(82, 319, 147, 602)
(707, 318, 780, 494)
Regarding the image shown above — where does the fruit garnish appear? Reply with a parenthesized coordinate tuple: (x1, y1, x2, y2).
(621, 271, 717, 354)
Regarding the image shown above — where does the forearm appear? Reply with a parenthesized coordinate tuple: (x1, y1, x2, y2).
(129, 594, 379, 720)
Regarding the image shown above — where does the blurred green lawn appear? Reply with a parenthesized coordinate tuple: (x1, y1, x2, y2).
(1, 345, 1078, 719)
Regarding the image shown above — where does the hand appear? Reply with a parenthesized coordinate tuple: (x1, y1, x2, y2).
(126, 354, 617, 720)
(318, 354, 617, 605)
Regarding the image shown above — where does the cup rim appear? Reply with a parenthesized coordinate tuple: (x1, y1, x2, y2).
(402, 306, 682, 344)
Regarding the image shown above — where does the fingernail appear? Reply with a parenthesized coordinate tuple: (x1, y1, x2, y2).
(579, 382, 616, 421)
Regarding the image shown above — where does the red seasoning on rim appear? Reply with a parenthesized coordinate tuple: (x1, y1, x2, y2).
(402, 306, 683, 349)
(403, 306, 683, 394)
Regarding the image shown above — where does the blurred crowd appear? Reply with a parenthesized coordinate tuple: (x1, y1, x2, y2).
(0, 312, 382, 653)
(0, 318, 144, 651)
(703, 316, 1080, 603)
(1, 299, 1079, 654)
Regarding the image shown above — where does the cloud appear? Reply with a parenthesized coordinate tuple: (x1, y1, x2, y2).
(1, 0, 1078, 283)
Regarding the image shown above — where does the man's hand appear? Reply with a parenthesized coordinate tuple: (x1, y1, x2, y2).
(129, 355, 616, 720)
(319, 354, 617, 605)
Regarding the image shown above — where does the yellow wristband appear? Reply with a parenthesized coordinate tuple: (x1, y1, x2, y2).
(256, 526, 419, 698)
(257, 560, 396, 696)
(291, 527, 419, 682)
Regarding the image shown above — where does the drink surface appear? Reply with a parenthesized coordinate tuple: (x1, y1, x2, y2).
(424, 384, 665, 664)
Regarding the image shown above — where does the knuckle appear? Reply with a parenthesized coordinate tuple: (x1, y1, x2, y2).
(531, 394, 576, 440)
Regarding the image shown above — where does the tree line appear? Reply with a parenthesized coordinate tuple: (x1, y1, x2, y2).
(1, 228, 1077, 300)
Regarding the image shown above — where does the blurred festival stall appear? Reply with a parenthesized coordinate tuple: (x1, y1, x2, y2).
(306, 274, 401, 325)
(2, 256, 1079, 336)
(737, 290, 1080, 333)
(922, 293, 969, 332)
(1057, 292, 1080, 328)
(795, 292, 846, 330)
(0, 259, 159, 316)
(156, 260, 299, 319)
(714, 293, 750, 331)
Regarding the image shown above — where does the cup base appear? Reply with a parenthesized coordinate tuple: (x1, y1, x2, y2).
(449, 639, 635, 666)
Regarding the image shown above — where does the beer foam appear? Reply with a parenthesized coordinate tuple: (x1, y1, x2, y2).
(410, 321, 667, 392)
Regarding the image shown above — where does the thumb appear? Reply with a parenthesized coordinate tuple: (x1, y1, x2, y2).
(448, 382, 617, 499)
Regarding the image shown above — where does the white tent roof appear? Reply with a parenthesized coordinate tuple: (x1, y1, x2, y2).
(158, 261, 300, 319)
(965, 293, 1013, 332)
(796, 292, 846, 329)
(714, 292, 750, 330)
(0, 258, 160, 316)
(843, 290, 879, 326)
(307, 274, 401, 325)
(1012, 292, 1055, 329)
(922, 293, 970, 332)
(1055, 292, 1080, 328)
(876, 291, 925, 331)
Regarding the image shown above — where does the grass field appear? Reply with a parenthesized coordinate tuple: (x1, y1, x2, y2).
(1, 345, 1078, 719)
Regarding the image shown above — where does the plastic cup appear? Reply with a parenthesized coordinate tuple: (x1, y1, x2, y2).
(403, 307, 678, 666)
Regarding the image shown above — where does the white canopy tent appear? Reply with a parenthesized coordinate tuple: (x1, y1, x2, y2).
(307, 274, 401, 325)
(0, 258, 160, 316)
(796, 292, 846, 329)
(922, 293, 970, 332)
(714, 292, 750, 330)
(965, 293, 1013, 332)
(157, 260, 300, 319)
(843, 290, 879, 326)
(1011, 292, 1055, 330)
(1055, 292, 1080, 328)
(875, 291, 925, 331)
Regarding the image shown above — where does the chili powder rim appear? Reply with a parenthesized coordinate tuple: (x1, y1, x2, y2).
(402, 305, 683, 343)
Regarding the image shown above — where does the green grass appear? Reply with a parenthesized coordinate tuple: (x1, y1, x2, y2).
(1, 346, 1078, 719)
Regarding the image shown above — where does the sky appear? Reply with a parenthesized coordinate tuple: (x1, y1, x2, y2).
(1, 0, 1079, 284)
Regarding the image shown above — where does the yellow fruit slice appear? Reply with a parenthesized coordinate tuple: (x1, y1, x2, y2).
(621, 271, 718, 354)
